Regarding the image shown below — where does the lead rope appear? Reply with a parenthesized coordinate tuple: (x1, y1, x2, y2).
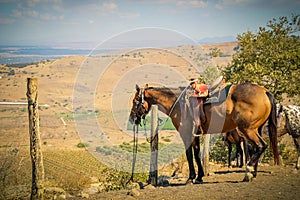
(127, 124, 139, 184)
(145, 118, 159, 143)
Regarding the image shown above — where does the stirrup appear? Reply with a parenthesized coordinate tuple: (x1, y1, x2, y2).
(193, 124, 203, 137)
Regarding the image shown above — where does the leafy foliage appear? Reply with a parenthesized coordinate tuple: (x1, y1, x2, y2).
(202, 65, 221, 84)
(209, 135, 228, 164)
(223, 15, 300, 101)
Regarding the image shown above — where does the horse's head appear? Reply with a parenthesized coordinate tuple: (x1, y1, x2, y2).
(129, 84, 151, 125)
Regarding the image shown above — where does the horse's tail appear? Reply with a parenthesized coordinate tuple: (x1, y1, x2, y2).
(266, 91, 280, 165)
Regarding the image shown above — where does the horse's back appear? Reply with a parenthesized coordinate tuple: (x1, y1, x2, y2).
(284, 105, 300, 137)
(232, 83, 268, 103)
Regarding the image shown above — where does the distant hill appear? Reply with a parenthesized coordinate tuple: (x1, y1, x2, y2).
(198, 36, 236, 44)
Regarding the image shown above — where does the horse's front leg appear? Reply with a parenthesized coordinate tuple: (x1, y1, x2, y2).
(293, 137, 300, 170)
(179, 123, 197, 184)
(193, 137, 204, 184)
(185, 145, 196, 184)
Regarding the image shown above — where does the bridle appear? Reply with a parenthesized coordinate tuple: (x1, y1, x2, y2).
(131, 87, 149, 125)
(132, 85, 191, 125)
(128, 86, 148, 183)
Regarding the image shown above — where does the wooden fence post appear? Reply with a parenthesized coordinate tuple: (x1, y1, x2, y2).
(149, 105, 158, 186)
(202, 134, 210, 176)
(27, 78, 44, 200)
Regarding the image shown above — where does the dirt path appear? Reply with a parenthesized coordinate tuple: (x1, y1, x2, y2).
(72, 165, 300, 200)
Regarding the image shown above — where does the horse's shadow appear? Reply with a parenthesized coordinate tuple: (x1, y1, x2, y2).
(213, 169, 245, 174)
(213, 169, 271, 175)
(145, 169, 273, 187)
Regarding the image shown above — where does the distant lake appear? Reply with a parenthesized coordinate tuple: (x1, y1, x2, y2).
(0, 46, 111, 64)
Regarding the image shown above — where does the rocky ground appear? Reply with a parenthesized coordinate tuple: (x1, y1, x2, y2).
(68, 164, 300, 200)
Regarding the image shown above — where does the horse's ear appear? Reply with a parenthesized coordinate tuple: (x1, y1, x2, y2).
(136, 84, 140, 92)
(144, 84, 148, 88)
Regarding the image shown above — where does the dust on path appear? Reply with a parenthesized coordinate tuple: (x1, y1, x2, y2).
(73, 165, 300, 200)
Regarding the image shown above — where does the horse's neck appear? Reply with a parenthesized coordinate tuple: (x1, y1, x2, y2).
(146, 89, 176, 115)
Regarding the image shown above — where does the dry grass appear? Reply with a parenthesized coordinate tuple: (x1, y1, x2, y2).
(0, 42, 239, 198)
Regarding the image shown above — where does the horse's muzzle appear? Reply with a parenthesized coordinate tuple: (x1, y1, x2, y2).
(129, 116, 140, 125)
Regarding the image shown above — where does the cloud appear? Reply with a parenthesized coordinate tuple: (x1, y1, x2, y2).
(26, 10, 39, 18)
(214, 3, 223, 10)
(177, 0, 208, 8)
(119, 13, 140, 19)
(12, 9, 22, 17)
(52, 4, 63, 11)
(40, 13, 62, 20)
(23, 9, 63, 21)
(101, 2, 118, 11)
(220, 0, 253, 4)
(213, 0, 256, 9)
(27, 0, 40, 7)
(157, 0, 208, 8)
(0, 17, 14, 24)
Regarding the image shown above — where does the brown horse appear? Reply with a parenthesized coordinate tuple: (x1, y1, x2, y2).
(226, 104, 300, 169)
(129, 83, 279, 183)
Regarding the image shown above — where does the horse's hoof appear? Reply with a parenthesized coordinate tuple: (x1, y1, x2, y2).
(194, 179, 203, 184)
(185, 178, 194, 185)
(243, 173, 253, 182)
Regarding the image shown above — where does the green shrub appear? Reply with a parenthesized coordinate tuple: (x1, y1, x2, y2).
(76, 142, 89, 148)
(209, 135, 228, 164)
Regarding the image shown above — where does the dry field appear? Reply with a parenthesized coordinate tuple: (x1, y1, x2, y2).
(1, 41, 299, 199)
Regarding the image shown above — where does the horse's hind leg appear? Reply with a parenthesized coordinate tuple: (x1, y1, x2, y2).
(236, 142, 243, 168)
(228, 143, 232, 167)
(193, 137, 204, 183)
(242, 129, 267, 182)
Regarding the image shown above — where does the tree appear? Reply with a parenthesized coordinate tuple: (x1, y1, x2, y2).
(202, 65, 220, 84)
(223, 15, 300, 101)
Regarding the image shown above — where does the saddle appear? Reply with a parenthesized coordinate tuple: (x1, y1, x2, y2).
(187, 83, 232, 104)
(204, 83, 232, 104)
(179, 81, 232, 135)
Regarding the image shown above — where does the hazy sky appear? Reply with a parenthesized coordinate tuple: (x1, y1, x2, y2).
(0, 0, 299, 46)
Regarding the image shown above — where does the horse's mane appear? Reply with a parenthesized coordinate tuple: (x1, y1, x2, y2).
(146, 86, 185, 98)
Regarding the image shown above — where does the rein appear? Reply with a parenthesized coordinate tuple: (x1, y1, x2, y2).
(142, 85, 191, 142)
(127, 124, 139, 184)
(168, 85, 190, 116)
(127, 85, 194, 183)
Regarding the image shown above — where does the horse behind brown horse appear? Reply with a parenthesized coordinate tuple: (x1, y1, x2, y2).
(262, 104, 300, 169)
(129, 82, 279, 182)
(222, 129, 251, 168)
